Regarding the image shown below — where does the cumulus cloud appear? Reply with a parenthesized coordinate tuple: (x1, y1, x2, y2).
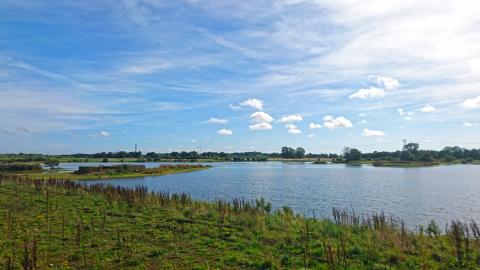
(309, 122, 322, 129)
(207, 117, 228, 124)
(349, 87, 385, 100)
(100, 131, 110, 137)
(278, 114, 303, 123)
(218, 129, 233, 136)
(372, 76, 400, 90)
(307, 134, 315, 138)
(460, 96, 480, 109)
(239, 98, 263, 110)
(249, 122, 272, 130)
(323, 116, 353, 129)
(463, 122, 479, 127)
(250, 111, 274, 123)
(285, 124, 302, 134)
(362, 128, 385, 137)
(420, 105, 437, 113)
(248, 111, 274, 131)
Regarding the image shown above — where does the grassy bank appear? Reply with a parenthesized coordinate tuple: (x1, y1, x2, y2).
(372, 161, 440, 167)
(0, 176, 479, 269)
(8, 164, 210, 180)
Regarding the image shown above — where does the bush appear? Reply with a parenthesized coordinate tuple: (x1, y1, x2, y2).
(0, 163, 42, 171)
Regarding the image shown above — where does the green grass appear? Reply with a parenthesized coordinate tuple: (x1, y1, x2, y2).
(372, 161, 440, 167)
(1, 175, 479, 269)
(5, 165, 210, 180)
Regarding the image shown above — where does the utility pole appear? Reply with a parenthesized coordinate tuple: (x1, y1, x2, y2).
(402, 139, 407, 150)
(135, 144, 138, 152)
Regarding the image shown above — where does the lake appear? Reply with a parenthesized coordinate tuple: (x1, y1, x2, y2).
(65, 162, 480, 228)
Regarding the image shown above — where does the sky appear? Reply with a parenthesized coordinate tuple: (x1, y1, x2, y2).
(1, 0, 480, 154)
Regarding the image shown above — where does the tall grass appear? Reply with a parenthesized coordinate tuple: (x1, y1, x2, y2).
(0, 174, 479, 269)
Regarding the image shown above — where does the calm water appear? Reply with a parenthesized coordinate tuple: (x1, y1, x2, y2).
(66, 162, 480, 227)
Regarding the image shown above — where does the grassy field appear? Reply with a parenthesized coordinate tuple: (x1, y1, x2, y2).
(0, 175, 479, 269)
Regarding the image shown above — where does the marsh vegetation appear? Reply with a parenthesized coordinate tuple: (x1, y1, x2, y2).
(0, 174, 479, 269)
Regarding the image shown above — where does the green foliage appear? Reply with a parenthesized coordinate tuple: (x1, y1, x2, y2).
(0, 175, 478, 269)
(280, 146, 306, 159)
(343, 147, 362, 161)
(0, 163, 42, 172)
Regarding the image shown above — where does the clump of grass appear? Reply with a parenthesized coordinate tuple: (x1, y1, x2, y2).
(0, 174, 479, 269)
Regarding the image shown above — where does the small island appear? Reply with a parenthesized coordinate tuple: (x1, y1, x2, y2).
(1, 163, 210, 180)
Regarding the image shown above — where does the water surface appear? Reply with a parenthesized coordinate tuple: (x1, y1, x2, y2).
(69, 162, 480, 227)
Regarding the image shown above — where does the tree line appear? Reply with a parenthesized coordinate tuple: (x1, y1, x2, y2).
(343, 144, 480, 162)
(1, 144, 479, 163)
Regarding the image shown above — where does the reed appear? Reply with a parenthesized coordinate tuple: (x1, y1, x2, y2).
(0, 174, 479, 269)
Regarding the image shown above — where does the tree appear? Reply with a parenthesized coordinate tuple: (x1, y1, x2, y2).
(403, 143, 419, 152)
(400, 150, 415, 161)
(44, 159, 59, 169)
(418, 152, 434, 162)
(343, 148, 361, 161)
(295, 147, 305, 159)
(281, 147, 295, 158)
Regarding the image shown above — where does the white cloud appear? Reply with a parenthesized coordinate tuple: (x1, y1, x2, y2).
(191, 139, 196, 143)
(100, 131, 110, 137)
(358, 113, 366, 117)
(372, 76, 400, 90)
(239, 98, 263, 110)
(250, 111, 274, 123)
(357, 119, 367, 124)
(362, 128, 385, 137)
(349, 87, 385, 100)
(307, 134, 315, 138)
(288, 128, 302, 134)
(218, 129, 233, 136)
(460, 96, 480, 109)
(207, 117, 228, 124)
(309, 122, 322, 129)
(398, 108, 415, 119)
(323, 116, 353, 129)
(229, 104, 242, 110)
(420, 105, 437, 113)
(278, 114, 303, 123)
(463, 122, 479, 127)
(249, 122, 272, 130)
(285, 124, 302, 134)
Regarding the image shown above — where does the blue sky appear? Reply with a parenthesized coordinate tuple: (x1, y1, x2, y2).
(1, 0, 480, 154)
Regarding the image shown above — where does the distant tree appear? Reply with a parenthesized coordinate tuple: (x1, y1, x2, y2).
(145, 152, 158, 159)
(102, 158, 108, 163)
(295, 147, 306, 159)
(400, 150, 415, 161)
(281, 147, 296, 158)
(44, 159, 59, 169)
(418, 152, 434, 162)
(403, 143, 419, 152)
(343, 148, 362, 161)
